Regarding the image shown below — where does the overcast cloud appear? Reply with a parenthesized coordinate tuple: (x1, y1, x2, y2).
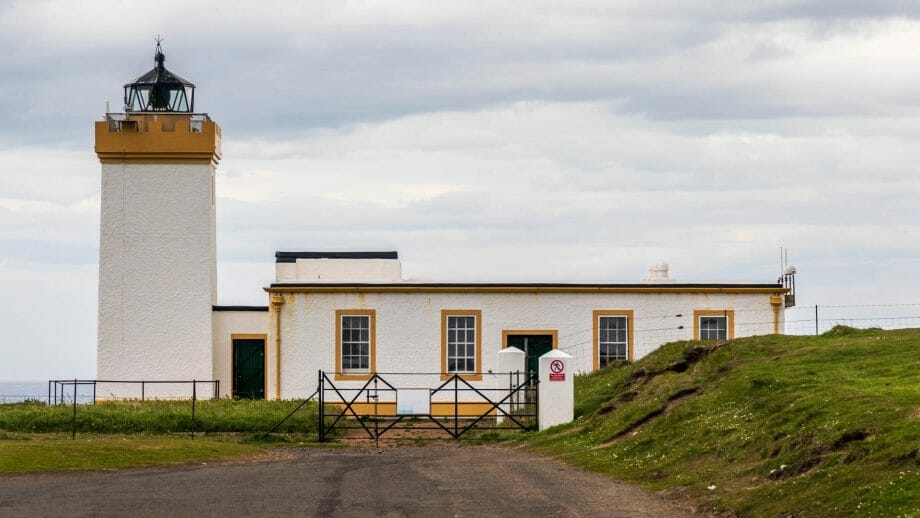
(1, 1, 919, 381)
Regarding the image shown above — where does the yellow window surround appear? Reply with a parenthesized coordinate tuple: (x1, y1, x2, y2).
(335, 309, 377, 381)
(693, 309, 735, 340)
(441, 309, 483, 381)
(592, 309, 635, 370)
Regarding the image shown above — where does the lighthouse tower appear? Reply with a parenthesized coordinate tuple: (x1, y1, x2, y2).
(94, 43, 220, 398)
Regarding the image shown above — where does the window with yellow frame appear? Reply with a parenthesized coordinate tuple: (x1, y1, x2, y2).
(693, 309, 735, 340)
(592, 309, 634, 369)
(335, 309, 376, 380)
(441, 309, 482, 380)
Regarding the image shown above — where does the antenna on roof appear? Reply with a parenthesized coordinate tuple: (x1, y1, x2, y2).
(779, 246, 784, 277)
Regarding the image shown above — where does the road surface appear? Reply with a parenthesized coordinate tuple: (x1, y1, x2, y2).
(0, 446, 695, 517)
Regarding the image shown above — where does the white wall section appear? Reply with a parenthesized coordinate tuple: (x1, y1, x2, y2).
(97, 162, 216, 398)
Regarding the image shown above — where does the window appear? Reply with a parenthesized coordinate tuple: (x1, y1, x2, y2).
(447, 316, 476, 372)
(598, 316, 628, 367)
(335, 309, 376, 380)
(592, 310, 634, 370)
(441, 310, 482, 380)
(699, 316, 726, 340)
(693, 310, 735, 341)
(341, 316, 370, 372)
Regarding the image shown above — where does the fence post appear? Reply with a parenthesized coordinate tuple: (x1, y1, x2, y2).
(191, 380, 197, 438)
(71, 379, 77, 440)
(508, 372, 514, 413)
(533, 374, 539, 431)
(454, 375, 459, 439)
(141, 381, 145, 402)
(318, 370, 325, 442)
(815, 305, 819, 336)
(373, 375, 379, 448)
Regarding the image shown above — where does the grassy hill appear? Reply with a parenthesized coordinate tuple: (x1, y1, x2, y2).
(525, 327, 920, 516)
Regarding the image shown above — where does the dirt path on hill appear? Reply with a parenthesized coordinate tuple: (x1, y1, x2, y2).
(0, 445, 698, 517)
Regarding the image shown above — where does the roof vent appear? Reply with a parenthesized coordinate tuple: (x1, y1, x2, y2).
(642, 262, 675, 283)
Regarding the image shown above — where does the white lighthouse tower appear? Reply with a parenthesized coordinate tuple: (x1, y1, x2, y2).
(94, 42, 220, 398)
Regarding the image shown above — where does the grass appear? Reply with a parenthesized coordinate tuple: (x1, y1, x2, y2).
(0, 398, 318, 434)
(0, 434, 265, 473)
(0, 399, 322, 473)
(524, 327, 920, 516)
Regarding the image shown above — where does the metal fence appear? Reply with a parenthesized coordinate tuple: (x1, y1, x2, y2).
(41, 379, 220, 440)
(548, 303, 920, 355)
(48, 379, 220, 405)
(317, 370, 538, 444)
(783, 304, 920, 336)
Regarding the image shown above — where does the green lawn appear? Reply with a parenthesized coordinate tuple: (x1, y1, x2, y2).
(0, 398, 321, 473)
(524, 327, 920, 516)
(0, 435, 265, 473)
(0, 398, 318, 434)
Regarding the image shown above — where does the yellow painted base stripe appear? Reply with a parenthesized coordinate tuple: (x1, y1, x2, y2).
(333, 402, 498, 417)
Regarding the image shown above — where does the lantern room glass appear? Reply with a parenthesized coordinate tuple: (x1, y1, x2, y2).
(125, 84, 192, 112)
(122, 41, 196, 113)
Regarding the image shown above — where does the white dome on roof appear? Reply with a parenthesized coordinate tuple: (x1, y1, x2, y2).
(642, 262, 675, 283)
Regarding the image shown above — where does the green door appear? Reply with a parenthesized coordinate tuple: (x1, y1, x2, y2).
(505, 334, 554, 380)
(233, 338, 265, 399)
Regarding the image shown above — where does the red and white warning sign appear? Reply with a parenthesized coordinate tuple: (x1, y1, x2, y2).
(549, 359, 566, 381)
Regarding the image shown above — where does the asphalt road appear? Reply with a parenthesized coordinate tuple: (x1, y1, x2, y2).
(0, 446, 694, 517)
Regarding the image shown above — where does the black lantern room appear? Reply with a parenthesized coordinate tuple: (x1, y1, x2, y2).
(124, 41, 195, 112)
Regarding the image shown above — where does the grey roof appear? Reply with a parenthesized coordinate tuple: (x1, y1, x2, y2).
(275, 251, 399, 263)
(124, 44, 194, 88)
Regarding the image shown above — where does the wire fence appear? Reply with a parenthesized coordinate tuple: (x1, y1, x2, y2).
(1, 304, 918, 404)
(783, 304, 920, 335)
(551, 303, 920, 357)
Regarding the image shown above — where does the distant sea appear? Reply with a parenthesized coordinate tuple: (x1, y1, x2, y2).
(0, 382, 95, 404)
(0, 382, 47, 403)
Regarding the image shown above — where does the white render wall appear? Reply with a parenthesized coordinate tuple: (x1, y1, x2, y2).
(97, 162, 216, 398)
(212, 310, 270, 398)
(276, 258, 402, 283)
(270, 289, 782, 399)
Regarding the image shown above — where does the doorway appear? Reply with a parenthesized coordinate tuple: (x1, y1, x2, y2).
(232, 335, 266, 399)
(502, 330, 557, 379)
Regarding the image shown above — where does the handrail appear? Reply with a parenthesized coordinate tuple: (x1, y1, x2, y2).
(47, 379, 221, 405)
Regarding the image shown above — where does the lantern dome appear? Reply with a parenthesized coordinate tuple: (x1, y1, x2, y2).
(123, 41, 195, 112)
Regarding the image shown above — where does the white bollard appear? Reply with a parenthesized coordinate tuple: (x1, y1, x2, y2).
(538, 349, 574, 431)
(496, 347, 526, 424)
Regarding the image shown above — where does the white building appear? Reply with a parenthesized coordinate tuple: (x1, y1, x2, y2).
(94, 47, 792, 401)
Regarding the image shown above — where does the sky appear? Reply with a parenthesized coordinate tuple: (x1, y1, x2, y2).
(1, 1, 919, 382)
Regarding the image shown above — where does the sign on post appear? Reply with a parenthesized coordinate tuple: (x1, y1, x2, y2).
(549, 359, 565, 381)
(538, 350, 574, 430)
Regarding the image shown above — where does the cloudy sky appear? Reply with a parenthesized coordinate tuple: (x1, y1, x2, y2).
(1, 1, 919, 381)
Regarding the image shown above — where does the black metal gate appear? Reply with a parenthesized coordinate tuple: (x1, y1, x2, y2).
(317, 371, 538, 441)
